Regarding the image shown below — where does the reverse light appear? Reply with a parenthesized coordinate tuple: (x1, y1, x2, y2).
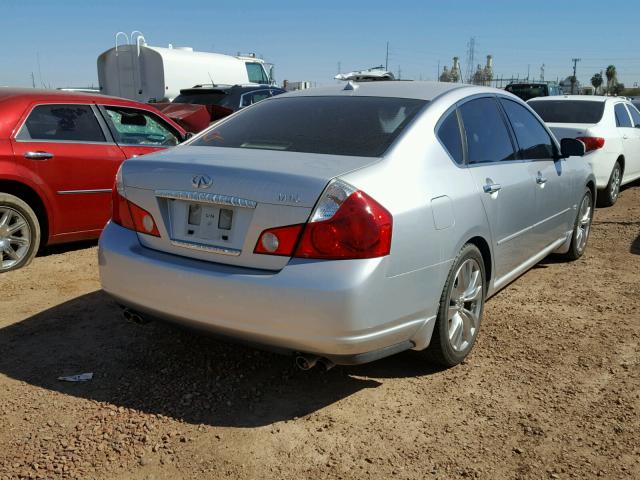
(254, 180, 393, 260)
(111, 167, 160, 237)
(576, 136, 605, 152)
(254, 224, 304, 256)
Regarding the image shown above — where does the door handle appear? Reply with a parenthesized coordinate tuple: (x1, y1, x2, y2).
(622, 135, 629, 140)
(24, 151, 54, 160)
(483, 183, 502, 194)
(536, 173, 548, 185)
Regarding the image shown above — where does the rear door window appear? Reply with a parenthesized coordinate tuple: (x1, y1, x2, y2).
(437, 109, 463, 164)
(528, 100, 605, 124)
(103, 106, 180, 146)
(499, 98, 555, 159)
(17, 104, 105, 142)
(627, 104, 640, 128)
(615, 103, 633, 127)
(459, 97, 516, 164)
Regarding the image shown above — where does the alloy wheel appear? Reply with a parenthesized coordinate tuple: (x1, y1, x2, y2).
(611, 166, 621, 201)
(0, 207, 32, 271)
(575, 193, 592, 254)
(447, 258, 483, 352)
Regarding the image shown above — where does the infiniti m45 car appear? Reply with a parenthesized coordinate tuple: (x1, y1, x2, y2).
(99, 82, 594, 367)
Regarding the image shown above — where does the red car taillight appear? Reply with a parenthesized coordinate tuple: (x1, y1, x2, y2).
(254, 180, 393, 260)
(576, 136, 605, 152)
(111, 169, 160, 237)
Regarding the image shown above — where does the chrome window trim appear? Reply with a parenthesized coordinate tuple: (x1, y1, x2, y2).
(13, 139, 118, 146)
(155, 190, 257, 209)
(170, 239, 241, 257)
(57, 188, 112, 195)
(13, 102, 109, 144)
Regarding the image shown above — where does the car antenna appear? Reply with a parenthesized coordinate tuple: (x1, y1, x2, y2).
(207, 72, 215, 87)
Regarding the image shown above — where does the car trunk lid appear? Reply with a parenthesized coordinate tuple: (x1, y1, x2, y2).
(121, 146, 380, 270)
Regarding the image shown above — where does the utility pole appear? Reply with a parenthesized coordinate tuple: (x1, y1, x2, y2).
(540, 64, 545, 82)
(571, 58, 581, 94)
(397, 65, 401, 80)
(437, 60, 440, 81)
(385, 41, 389, 71)
(527, 64, 530, 81)
(30, 72, 36, 89)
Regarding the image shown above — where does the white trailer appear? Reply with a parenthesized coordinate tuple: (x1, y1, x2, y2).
(97, 32, 274, 102)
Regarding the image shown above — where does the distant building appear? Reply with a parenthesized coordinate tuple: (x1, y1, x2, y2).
(472, 55, 493, 86)
(440, 57, 460, 83)
(283, 80, 312, 91)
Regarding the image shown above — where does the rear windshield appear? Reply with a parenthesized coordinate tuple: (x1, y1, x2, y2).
(528, 100, 605, 124)
(173, 92, 227, 106)
(190, 96, 427, 157)
(505, 84, 547, 101)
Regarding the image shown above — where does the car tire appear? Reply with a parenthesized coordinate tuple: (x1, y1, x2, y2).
(0, 193, 41, 273)
(559, 188, 593, 262)
(427, 243, 486, 367)
(597, 161, 622, 207)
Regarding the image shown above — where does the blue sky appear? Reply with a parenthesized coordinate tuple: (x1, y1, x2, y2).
(1, 0, 638, 89)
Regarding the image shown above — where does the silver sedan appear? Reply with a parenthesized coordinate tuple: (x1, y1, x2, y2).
(99, 82, 594, 368)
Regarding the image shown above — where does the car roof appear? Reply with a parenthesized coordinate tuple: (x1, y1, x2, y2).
(528, 95, 615, 103)
(281, 81, 477, 101)
(0, 88, 186, 138)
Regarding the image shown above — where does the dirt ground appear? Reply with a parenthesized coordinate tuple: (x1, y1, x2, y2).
(1, 183, 639, 480)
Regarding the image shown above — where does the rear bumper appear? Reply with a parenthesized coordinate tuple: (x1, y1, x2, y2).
(98, 222, 440, 361)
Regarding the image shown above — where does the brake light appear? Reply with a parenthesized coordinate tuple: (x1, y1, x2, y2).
(254, 180, 393, 260)
(111, 169, 160, 237)
(576, 136, 605, 152)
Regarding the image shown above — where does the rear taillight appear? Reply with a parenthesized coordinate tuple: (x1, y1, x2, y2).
(111, 167, 160, 237)
(254, 180, 393, 260)
(576, 136, 605, 152)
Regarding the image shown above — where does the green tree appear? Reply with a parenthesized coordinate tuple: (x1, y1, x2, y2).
(612, 82, 625, 96)
(591, 72, 603, 95)
(605, 65, 617, 93)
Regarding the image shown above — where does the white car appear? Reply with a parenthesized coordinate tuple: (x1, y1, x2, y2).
(529, 95, 640, 206)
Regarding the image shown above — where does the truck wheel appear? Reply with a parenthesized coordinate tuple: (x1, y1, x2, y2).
(0, 193, 41, 272)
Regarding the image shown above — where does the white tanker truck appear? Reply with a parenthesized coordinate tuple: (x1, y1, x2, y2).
(97, 32, 275, 102)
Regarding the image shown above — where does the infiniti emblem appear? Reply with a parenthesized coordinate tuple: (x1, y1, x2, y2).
(192, 175, 213, 189)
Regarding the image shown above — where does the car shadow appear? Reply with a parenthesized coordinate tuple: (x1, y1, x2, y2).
(0, 291, 440, 428)
(39, 239, 98, 257)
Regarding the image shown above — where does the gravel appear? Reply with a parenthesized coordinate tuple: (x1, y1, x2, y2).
(0, 182, 639, 480)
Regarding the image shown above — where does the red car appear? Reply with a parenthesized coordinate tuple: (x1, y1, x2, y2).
(0, 88, 187, 272)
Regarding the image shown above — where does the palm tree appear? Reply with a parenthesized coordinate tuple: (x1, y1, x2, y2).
(605, 65, 617, 94)
(591, 73, 603, 95)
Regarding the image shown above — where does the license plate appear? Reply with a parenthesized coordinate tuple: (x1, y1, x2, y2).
(183, 203, 234, 242)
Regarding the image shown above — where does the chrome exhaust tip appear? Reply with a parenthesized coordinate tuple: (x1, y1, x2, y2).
(295, 354, 319, 371)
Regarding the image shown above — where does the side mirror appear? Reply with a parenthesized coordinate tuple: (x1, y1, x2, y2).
(183, 132, 194, 142)
(560, 138, 585, 158)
